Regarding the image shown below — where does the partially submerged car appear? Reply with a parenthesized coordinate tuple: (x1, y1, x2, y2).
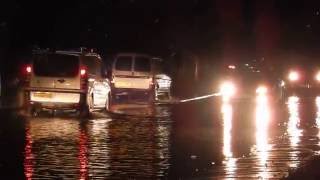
(152, 57, 172, 101)
(218, 61, 275, 101)
(279, 64, 320, 101)
(23, 49, 110, 117)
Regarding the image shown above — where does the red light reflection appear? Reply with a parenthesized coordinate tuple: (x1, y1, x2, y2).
(24, 125, 33, 180)
(78, 129, 88, 180)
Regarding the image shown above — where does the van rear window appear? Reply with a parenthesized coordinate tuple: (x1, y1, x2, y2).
(115, 56, 132, 71)
(135, 57, 151, 72)
(33, 54, 79, 77)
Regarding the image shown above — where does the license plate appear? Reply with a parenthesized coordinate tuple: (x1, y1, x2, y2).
(33, 92, 53, 98)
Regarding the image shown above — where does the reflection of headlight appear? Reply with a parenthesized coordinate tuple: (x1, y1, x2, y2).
(220, 82, 236, 101)
(288, 71, 299, 81)
(316, 72, 320, 81)
(256, 86, 268, 95)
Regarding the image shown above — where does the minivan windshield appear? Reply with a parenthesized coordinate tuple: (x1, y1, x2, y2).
(135, 56, 151, 72)
(33, 54, 79, 77)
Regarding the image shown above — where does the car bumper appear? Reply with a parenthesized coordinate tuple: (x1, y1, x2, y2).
(29, 101, 83, 110)
(111, 87, 154, 104)
(23, 88, 87, 110)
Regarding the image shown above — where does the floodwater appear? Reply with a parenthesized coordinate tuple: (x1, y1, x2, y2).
(1, 95, 320, 179)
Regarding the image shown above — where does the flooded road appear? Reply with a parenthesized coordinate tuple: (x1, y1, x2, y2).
(1, 95, 320, 179)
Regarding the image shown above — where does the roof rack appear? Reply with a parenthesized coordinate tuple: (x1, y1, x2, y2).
(32, 47, 99, 55)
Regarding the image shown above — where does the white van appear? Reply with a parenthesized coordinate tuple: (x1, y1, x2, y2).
(108, 53, 155, 106)
(24, 49, 110, 117)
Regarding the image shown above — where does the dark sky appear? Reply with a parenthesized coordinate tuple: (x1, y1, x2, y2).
(1, 0, 320, 59)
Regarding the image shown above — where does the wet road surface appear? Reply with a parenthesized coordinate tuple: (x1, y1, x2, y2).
(1, 95, 320, 179)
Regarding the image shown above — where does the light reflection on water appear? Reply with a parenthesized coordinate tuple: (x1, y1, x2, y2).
(87, 119, 111, 177)
(316, 97, 320, 144)
(255, 94, 271, 178)
(78, 128, 88, 180)
(19, 97, 320, 179)
(256, 95, 270, 152)
(221, 102, 236, 174)
(24, 124, 33, 180)
(316, 97, 320, 128)
(287, 96, 302, 168)
(24, 118, 81, 179)
(287, 96, 302, 147)
(23, 106, 172, 179)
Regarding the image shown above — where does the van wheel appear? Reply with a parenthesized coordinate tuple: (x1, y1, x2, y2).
(22, 105, 39, 117)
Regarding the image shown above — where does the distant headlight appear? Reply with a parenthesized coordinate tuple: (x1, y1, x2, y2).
(316, 72, 320, 81)
(288, 71, 299, 81)
(256, 86, 268, 95)
(220, 81, 236, 102)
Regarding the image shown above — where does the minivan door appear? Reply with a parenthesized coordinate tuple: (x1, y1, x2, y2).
(113, 56, 133, 77)
(113, 56, 135, 89)
(132, 56, 153, 89)
(133, 56, 152, 77)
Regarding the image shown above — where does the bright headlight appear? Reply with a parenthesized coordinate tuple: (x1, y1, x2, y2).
(256, 86, 268, 95)
(316, 72, 320, 81)
(220, 82, 236, 101)
(288, 71, 299, 81)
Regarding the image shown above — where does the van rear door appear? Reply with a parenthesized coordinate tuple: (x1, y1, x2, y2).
(113, 56, 133, 77)
(30, 54, 80, 90)
(133, 56, 152, 77)
(113, 56, 134, 88)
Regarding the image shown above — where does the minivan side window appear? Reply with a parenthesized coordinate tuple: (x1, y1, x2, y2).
(115, 56, 132, 71)
(135, 56, 151, 72)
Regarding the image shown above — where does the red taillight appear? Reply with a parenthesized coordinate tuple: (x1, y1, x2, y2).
(80, 67, 88, 90)
(80, 68, 86, 76)
(26, 65, 32, 74)
(22, 64, 32, 87)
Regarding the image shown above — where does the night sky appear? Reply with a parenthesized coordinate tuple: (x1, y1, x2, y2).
(1, 0, 320, 71)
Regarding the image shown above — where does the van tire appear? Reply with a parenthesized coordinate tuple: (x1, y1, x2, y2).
(24, 106, 40, 117)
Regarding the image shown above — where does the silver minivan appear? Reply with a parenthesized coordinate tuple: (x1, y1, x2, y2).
(24, 49, 110, 117)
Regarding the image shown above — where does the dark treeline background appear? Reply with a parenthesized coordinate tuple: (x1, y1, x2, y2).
(1, 0, 320, 97)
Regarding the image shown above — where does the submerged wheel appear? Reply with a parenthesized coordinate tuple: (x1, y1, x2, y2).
(23, 105, 39, 117)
